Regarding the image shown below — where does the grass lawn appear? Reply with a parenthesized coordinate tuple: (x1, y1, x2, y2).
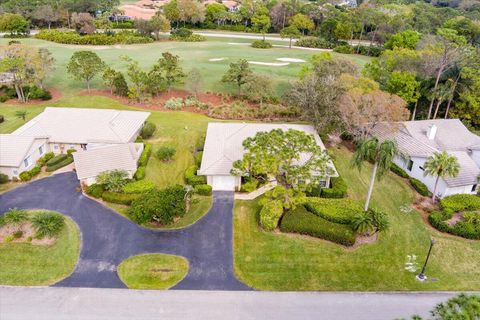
(117, 253, 189, 289)
(234, 145, 480, 291)
(0, 37, 371, 96)
(0, 214, 80, 286)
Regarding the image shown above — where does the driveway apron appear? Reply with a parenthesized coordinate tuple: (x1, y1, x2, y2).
(0, 173, 250, 290)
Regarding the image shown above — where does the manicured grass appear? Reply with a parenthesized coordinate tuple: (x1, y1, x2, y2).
(117, 253, 189, 289)
(0, 214, 80, 286)
(234, 145, 480, 291)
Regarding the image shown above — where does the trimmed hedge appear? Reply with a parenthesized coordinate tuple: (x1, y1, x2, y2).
(304, 197, 363, 225)
(0, 173, 8, 184)
(19, 165, 42, 181)
(86, 183, 104, 198)
(138, 144, 151, 167)
(307, 176, 348, 198)
(170, 34, 206, 42)
(102, 191, 141, 205)
(36, 152, 55, 166)
(260, 200, 283, 231)
(134, 166, 146, 180)
(280, 205, 356, 246)
(440, 194, 480, 212)
(184, 165, 206, 186)
(46, 156, 73, 172)
(409, 178, 429, 197)
(122, 180, 156, 194)
(390, 163, 409, 178)
(251, 40, 272, 48)
(429, 211, 480, 240)
(194, 151, 203, 167)
(333, 44, 354, 54)
(46, 154, 69, 166)
(194, 184, 212, 196)
(296, 36, 337, 49)
(36, 30, 153, 45)
(241, 178, 259, 193)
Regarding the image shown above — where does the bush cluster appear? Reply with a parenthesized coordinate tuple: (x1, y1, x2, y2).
(32, 211, 65, 238)
(194, 184, 212, 196)
(333, 44, 355, 54)
(0, 173, 8, 184)
(308, 176, 348, 198)
(156, 146, 176, 162)
(251, 40, 272, 49)
(85, 183, 105, 198)
(295, 37, 337, 49)
(390, 163, 409, 178)
(208, 102, 300, 121)
(194, 151, 203, 167)
(164, 97, 185, 110)
(46, 154, 73, 172)
(429, 210, 480, 240)
(304, 197, 363, 225)
(102, 191, 141, 205)
(241, 177, 260, 193)
(36, 30, 153, 45)
(134, 166, 146, 180)
(280, 205, 356, 246)
(260, 200, 283, 231)
(440, 194, 480, 212)
(140, 122, 156, 139)
(135, 144, 151, 180)
(36, 152, 55, 166)
(122, 179, 156, 194)
(184, 165, 206, 186)
(19, 165, 42, 181)
(409, 178, 429, 197)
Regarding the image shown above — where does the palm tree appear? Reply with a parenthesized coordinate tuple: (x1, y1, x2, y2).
(351, 211, 374, 235)
(352, 138, 397, 211)
(423, 151, 460, 201)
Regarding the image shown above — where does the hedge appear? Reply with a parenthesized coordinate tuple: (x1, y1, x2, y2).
(428, 211, 480, 240)
(280, 205, 356, 246)
(169, 34, 206, 42)
(46, 154, 69, 166)
(46, 156, 73, 172)
(36, 30, 153, 45)
(86, 183, 104, 198)
(36, 152, 55, 166)
(0, 173, 8, 184)
(251, 40, 272, 48)
(134, 166, 146, 180)
(19, 165, 42, 181)
(333, 44, 354, 54)
(194, 184, 212, 196)
(194, 151, 203, 167)
(122, 180, 156, 194)
(390, 163, 409, 178)
(184, 165, 206, 186)
(304, 197, 363, 225)
(307, 176, 348, 198)
(260, 200, 284, 231)
(102, 191, 141, 205)
(409, 178, 429, 196)
(440, 194, 480, 212)
(138, 144, 151, 167)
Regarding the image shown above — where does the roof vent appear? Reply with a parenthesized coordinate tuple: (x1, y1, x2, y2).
(427, 124, 437, 140)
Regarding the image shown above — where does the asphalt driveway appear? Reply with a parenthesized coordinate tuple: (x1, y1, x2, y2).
(0, 172, 250, 290)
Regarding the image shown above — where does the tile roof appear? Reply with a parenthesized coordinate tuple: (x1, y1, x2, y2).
(0, 134, 47, 167)
(13, 107, 150, 144)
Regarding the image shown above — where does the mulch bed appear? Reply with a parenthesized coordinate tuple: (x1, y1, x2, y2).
(0, 222, 56, 246)
(2, 88, 63, 106)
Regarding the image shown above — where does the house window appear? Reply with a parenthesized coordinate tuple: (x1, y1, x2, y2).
(419, 166, 425, 171)
(23, 156, 31, 168)
(39, 145, 44, 155)
(319, 180, 327, 188)
(407, 160, 413, 171)
(472, 184, 478, 192)
(54, 145, 59, 150)
(13, 170, 18, 175)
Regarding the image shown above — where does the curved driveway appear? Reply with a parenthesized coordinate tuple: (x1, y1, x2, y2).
(0, 172, 249, 290)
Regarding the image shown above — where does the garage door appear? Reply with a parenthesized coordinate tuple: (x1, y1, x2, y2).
(211, 175, 236, 191)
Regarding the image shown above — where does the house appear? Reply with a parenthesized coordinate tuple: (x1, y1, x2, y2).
(373, 119, 480, 198)
(198, 122, 337, 191)
(0, 135, 49, 178)
(1, 107, 150, 181)
(73, 143, 144, 186)
(222, 0, 240, 12)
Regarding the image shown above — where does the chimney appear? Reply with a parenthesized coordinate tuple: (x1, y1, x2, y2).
(427, 124, 437, 140)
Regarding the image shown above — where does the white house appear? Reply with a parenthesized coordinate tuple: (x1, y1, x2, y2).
(373, 119, 480, 198)
(198, 122, 337, 191)
(0, 135, 49, 178)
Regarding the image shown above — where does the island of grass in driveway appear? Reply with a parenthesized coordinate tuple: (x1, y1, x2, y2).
(233, 146, 480, 291)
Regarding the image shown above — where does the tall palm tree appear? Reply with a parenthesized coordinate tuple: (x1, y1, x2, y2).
(424, 151, 460, 201)
(352, 137, 397, 211)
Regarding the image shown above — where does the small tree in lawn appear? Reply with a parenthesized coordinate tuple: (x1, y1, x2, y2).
(423, 151, 460, 202)
(251, 12, 271, 41)
(102, 67, 118, 95)
(186, 68, 203, 98)
(150, 14, 171, 40)
(222, 59, 252, 97)
(96, 169, 129, 192)
(67, 51, 106, 92)
(280, 25, 301, 49)
(352, 137, 397, 212)
(243, 73, 273, 106)
(155, 52, 185, 93)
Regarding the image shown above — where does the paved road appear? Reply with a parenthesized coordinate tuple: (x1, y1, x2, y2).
(0, 287, 461, 320)
(0, 173, 249, 290)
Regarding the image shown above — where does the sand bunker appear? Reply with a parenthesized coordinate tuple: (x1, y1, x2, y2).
(276, 58, 306, 63)
(209, 58, 227, 62)
(248, 61, 290, 66)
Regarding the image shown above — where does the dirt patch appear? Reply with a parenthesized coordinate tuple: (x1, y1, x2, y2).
(2, 88, 63, 106)
(445, 212, 464, 227)
(353, 233, 378, 247)
(0, 222, 56, 246)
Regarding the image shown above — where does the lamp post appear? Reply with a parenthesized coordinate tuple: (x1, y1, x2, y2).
(416, 238, 435, 281)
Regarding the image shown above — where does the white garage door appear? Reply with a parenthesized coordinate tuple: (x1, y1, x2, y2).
(211, 175, 236, 191)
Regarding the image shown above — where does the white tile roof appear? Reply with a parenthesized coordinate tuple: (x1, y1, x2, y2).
(0, 134, 47, 167)
(13, 107, 150, 144)
(198, 122, 336, 176)
(73, 143, 142, 180)
(372, 119, 480, 187)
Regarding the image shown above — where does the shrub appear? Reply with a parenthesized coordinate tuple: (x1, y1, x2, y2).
(3, 208, 28, 226)
(333, 44, 354, 54)
(24, 85, 51, 100)
(128, 185, 186, 224)
(440, 194, 480, 212)
(36, 152, 55, 166)
(96, 169, 129, 192)
(164, 97, 184, 110)
(281, 205, 356, 246)
(113, 72, 129, 97)
(31, 211, 65, 238)
(19, 171, 32, 181)
(13, 230, 23, 238)
(66, 148, 77, 155)
(35, 30, 153, 45)
(353, 45, 384, 57)
(194, 151, 203, 167)
(0, 115, 4, 122)
(0, 96, 8, 102)
(112, 21, 134, 29)
(28, 166, 41, 177)
(322, 176, 348, 198)
(259, 200, 283, 231)
(46, 154, 69, 166)
(4, 235, 14, 242)
(169, 30, 206, 42)
(304, 198, 363, 225)
(409, 178, 429, 196)
(194, 184, 212, 196)
(170, 28, 192, 37)
(122, 180, 156, 194)
(251, 40, 272, 48)
(0, 173, 8, 184)
(390, 163, 409, 178)
(102, 191, 141, 205)
(156, 146, 176, 162)
(140, 122, 156, 139)
(295, 36, 336, 49)
(184, 165, 206, 186)
(45, 156, 73, 172)
(428, 211, 480, 240)
(134, 166, 146, 180)
(138, 144, 152, 167)
(85, 183, 105, 198)
(241, 178, 259, 193)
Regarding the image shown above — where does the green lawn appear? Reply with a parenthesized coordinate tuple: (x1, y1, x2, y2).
(0, 37, 371, 96)
(117, 253, 189, 289)
(234, 145, 480, 291)
(0, 214, 80, 286)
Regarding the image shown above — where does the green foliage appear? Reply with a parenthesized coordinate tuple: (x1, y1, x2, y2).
(430, 293, 480, 319)
(85, 183, 104, 198)
(140, 122, 156, 139)
(351, 210, 375, 235)
(184, 165, 206, 186)
(19, 171, 32, 181)
(96, 169, 129, 192)
(0, 13, 29, 35)
(128, 185, 187, 225)
(67, 50, 106, 90)
(122, 180, 156, 194)
(134, 166, 146, 180)
(156, 146, 176, 162)
(390, 163, 409, 178)
(259, 200, 283, 231)
(0, 173, 8, 184)
(36, 30, 153, 45)
(170, 34, 206, 42)
(385, 71, 420, 104)
(318, 176, 348, 198)
(66, 149, 76, 156)
(209, 102, 299, 121)
(221, 59, 252, 96)
(241, 178, 259, 193)
(429, 211, 480, 240)
(13, 230, 23, 238)
(31, 211, 65, 238)
(296, 37, 337, 49)
(280, 205, 356, 246)
(113, 72, 129, 97)
(45, 156, 73, 172)
(353, 45, 384, 57)
(102, 191, 141, 205)
(3, 208, 28, 226)
(46, 154, 68, 166)
(333, 45, 354, 54)
(385, 30, 421, 50)
(28, 166, 41, 177)
(440, 194, 480, 212)
(251, 40, 272, 49)
(194, 151, 203, 167)
(424, 151, 460, 199)
(304, 198, 363, 225)
(36, 152, 54, 166)
(194, 184, 212, 196)
(138, 144, 152, 167)
(409, 178, 429, 196)
(164, 97, 184, 110)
